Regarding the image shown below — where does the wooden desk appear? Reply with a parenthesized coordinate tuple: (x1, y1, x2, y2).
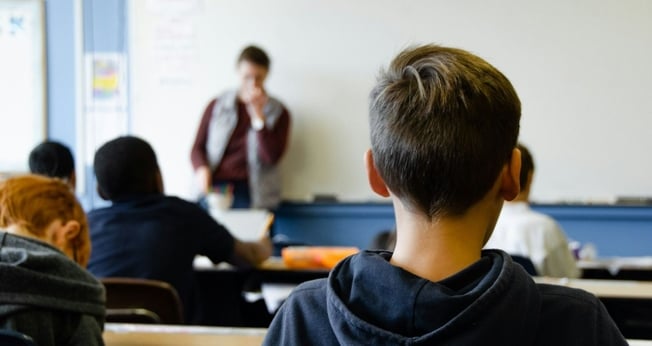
(536, 277, 652, 339)
(193, 257, 328, 327)
(194, 258, 652, 338)
(579, 257, 652, 281)
(103, 323, 266, 346)
(534, 277, 652, 299)
(103, 323, 652, 345)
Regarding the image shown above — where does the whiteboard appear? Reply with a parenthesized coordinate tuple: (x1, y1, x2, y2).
(129, 0, 652, 203)
(0, 0, 45, 173)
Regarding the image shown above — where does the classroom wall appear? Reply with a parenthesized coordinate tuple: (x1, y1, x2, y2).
(128, 0, 652, 203)
(46, 0, 127, 208)
(0, 0, 46, 172)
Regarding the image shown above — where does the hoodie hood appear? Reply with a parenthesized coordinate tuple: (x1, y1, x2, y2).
(0, 231, 105, 318)
(326, 250, 540, 345)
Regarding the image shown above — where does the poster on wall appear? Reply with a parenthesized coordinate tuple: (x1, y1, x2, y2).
(83, 52, 129, 164)
(0, 0, 45, 175)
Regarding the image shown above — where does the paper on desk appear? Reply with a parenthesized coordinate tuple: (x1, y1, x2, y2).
(209, 209, 272, 241)
(193, 256, 235, 269)
(261, 283, 296, 314)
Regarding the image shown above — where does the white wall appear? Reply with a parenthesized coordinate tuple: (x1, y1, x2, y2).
(0, 0, 45, 173)
(129, 0, 652, 203)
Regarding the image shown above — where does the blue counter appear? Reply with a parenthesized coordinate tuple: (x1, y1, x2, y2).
(273, 202, 652, 257)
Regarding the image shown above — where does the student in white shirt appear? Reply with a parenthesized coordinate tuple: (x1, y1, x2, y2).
(485, 143, 581, 278)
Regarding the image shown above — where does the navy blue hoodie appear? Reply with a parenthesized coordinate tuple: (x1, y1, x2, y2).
(264, 250, 626, 345)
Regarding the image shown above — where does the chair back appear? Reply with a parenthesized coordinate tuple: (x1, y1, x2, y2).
(510, 255, 538, 276)
(0, 329, 36, 346)
(101, 277, 184, 324)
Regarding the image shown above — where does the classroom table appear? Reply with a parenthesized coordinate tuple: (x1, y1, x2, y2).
(103, 323, 652, 345)
(630, 340, 652, 346)
(534, 277, 652, 299)
(103, 323, 266, 346)
(535, 277, 652, 339)
(579, 257, 652, 281)
(193, 256, 328, 327)
(194, 256, 652, 338)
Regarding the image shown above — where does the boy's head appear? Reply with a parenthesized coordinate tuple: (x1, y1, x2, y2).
(0, 174, 90, 267)
(94, 136, 163, 201)
(368, 44, 521, 218)
(28, 141, 76, 189)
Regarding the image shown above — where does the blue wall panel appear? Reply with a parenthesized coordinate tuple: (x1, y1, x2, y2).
(274, 202, 652, 257)
(45, 0, 76, 148)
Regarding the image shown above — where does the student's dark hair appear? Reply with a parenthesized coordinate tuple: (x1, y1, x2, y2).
(237, 45, 270, 69)
(94, 136, 160, 200)
(28, 141, 75, 179)
(369, 44, 521, 218)
(517, 143, 535, 191)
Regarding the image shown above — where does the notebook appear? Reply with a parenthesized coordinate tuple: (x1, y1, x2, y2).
(209, 209, 273, 242)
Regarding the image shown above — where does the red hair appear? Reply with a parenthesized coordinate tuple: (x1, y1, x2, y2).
(0, 174, 90, 266)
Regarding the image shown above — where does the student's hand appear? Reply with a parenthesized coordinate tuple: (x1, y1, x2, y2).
(231, 214, 274, 266)
(233, 238, 272, 267)
(196, 166, 212, 194)
(256, 214, 275, 259)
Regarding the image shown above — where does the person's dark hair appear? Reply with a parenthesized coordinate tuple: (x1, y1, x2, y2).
(94, 136, 160, 200)
(369, 230, 396, 251)
(237, 45, 270, 70)
(369, 44, 521, 218)
(517, 143, 535, 191)
(28, 141, 75, 180)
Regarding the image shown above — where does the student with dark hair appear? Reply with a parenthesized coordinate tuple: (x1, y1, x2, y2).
(191, 45, 291, 209)
(28, 141, 76, 189)
(485, 143, 580, 278)
(264, 45, 625, 345)
(88, 136, 272, 324)
(0, 175, 104, 346)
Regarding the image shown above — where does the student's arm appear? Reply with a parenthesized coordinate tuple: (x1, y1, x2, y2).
(230, 214, 274, 266)
(232, 237, 273, 267)
(542, 222, 581, 278)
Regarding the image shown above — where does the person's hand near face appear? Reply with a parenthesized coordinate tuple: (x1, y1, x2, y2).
(238, 60, 269, 129)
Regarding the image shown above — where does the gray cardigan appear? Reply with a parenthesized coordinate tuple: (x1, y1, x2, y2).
(207, 89, 285, 209)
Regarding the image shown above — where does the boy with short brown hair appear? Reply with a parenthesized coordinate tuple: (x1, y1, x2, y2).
(264, 44, 625, 345)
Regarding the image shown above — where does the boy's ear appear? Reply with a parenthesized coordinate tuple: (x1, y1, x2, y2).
(500, 147, 521, 201)
(96, 185, 109, 200)
(53, 220, 81, 248)
(155, 168, 165, 194)
(364, 149, 390, 198)
(68, 171, 77, 190)
(62, 220, 81, 240)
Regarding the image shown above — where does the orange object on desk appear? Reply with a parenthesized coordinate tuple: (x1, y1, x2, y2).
(281, 246, 359, 269)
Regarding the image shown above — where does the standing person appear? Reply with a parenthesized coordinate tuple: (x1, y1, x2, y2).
(28, 140, 76, 190)
(88, 136, 272, 324)
(485, 143, 581, 278)
(263, 44, 625, 345)
(191, 45, 291, 209)
(0, 175, 104, 346)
